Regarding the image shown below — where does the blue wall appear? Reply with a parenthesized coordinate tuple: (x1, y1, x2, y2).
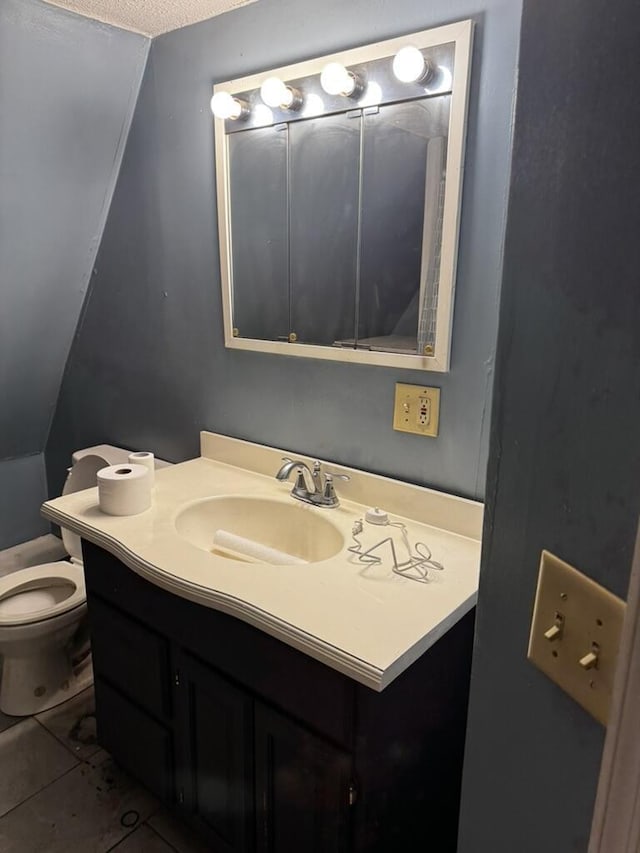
(47, 0, 522, 503)
(0, 0, 148, 549)
(0, 455, 49, 550)
(32, 1, 640, 847)
(458, 1, 640, 849)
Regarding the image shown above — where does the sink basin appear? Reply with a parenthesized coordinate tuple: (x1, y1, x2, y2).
(174, 496, 345, 564)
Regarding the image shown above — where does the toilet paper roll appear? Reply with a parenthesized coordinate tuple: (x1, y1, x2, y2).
(97, 464, 152, 516)
(128, 451, 155, 487)
(212, 530, 308, 566)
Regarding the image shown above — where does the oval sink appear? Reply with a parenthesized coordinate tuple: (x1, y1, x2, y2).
(174, 496, 345, 564)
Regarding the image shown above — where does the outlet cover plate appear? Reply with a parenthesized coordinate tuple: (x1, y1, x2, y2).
(528, 550, 626, 725)
(393, 383, 440, 437)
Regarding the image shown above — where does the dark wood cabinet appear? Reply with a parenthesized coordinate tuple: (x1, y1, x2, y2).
(175, 651, 254, 852)
(83, 540, 473, 852)
(254, 702, 352, 853)
(94, 676, 174, 802)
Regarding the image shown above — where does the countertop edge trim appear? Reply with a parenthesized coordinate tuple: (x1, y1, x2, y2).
(42, 502, 389, 691)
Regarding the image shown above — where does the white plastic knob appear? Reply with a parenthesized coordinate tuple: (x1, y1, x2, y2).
(365, 507, 389, 525)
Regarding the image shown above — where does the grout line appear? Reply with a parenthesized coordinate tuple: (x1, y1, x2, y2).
(142, 820, 181, 852)
(33, 705, 102, 763)
(0, 744, 150, 851)
(103, 824, 145, 852)
(1, 703, 166, 851)
(103, 808, 174, 853)
(0, 754, 83, 823)
(0, 716, 22, 735)
(32, 714, 90, 761)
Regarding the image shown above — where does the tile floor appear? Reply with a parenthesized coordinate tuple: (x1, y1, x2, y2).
(0, 686, 208, 852)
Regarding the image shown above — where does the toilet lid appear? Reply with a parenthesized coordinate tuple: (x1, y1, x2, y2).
(61, 454, 112, 561)
(0, 562, 86, 627)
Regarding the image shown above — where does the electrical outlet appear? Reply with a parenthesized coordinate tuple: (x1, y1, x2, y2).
(527, 551, 626, 725)
(393, 384, 440, 437)
(418, 396, 430, 425)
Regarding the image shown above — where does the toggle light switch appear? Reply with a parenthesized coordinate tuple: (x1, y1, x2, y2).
(579, 647, 599, 671)
(528, 551, 626, 725)
(544, 624, 563, 642)
(543, 611, 564, 642)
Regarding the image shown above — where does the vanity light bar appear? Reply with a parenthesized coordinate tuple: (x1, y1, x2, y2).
(210, 46, 438, 122)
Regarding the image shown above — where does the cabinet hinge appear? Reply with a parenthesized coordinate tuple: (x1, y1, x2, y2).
(174, 671, 180, 687)
(348, 782, 357, 807)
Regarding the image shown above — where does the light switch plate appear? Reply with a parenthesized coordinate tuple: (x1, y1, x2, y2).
(393, 383, 440, 437)
(528, 551, 626, 725)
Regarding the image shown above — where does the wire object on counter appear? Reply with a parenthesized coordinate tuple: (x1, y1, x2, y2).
(348, 517, 444, 583)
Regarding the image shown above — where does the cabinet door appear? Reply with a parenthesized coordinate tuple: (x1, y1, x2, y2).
(88, 594, 171, 721)
(175, 652, 254, 853)
(94, 677, 174, 802)
(255, 703, 353, 853)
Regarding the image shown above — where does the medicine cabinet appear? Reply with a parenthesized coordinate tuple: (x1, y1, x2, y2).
(212, 20, 473, 371)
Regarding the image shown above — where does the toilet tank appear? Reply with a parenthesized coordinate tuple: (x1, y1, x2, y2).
(70, 444, 131, 466)
(62, 446, 134, 563)
(71, 445, 171, 469)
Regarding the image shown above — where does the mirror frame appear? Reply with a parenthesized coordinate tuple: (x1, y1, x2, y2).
(213, 19, 473, 372)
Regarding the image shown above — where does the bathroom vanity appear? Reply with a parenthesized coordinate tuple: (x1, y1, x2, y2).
(42, 431, 483, 852)
(84, 540, 473, 852)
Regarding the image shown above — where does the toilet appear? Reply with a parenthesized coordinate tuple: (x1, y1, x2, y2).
(0, 444, 132, 716)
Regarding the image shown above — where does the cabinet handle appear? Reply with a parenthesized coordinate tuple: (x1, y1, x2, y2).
(348, 783, 357, 806)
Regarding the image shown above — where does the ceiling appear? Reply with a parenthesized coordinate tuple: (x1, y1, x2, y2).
(42, 0, 258, 37)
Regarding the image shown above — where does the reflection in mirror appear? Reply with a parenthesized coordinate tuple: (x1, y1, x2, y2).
(290, 114, 360, 346)
(213, 20, 473, 371)
(356, 98, 450, 355)
(229, 127, 288, 340)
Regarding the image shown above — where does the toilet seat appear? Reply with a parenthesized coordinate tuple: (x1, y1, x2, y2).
(0, 444, 137, 715)
(0, 562, 86, 628)
(0, 453, 126, 631)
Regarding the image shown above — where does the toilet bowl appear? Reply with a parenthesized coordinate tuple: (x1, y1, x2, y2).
(0, 444, 131, 716)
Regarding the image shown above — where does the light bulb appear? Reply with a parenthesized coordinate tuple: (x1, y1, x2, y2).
(260, 76, 288, 107)
(210, 91, 246, 120)
(260, 76, 301, 110)
(320, 62, 355, 96)
(392, 46, 428, 83)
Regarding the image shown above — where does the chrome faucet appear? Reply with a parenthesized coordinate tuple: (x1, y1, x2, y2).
(275, 458, 349, 508)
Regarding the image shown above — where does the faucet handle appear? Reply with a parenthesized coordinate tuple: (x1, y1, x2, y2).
(321, 471, 350, 506)
(324, 471, 350, 483)
(294, 467, 310, 494)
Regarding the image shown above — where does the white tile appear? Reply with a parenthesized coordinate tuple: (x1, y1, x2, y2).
(0, 751, 158, 852)
(0, 718, 78, 817)
(111, 823, 174, 852)
(36, 686, 100, 760)
(148, 810, 211, 853)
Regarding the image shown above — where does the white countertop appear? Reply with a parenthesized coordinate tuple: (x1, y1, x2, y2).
(42, 432, 483, 691)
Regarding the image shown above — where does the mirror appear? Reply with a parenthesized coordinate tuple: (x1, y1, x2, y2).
(213, 20, 473, 371)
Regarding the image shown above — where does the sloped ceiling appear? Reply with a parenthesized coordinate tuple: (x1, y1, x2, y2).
(42, 0, 258, 36)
